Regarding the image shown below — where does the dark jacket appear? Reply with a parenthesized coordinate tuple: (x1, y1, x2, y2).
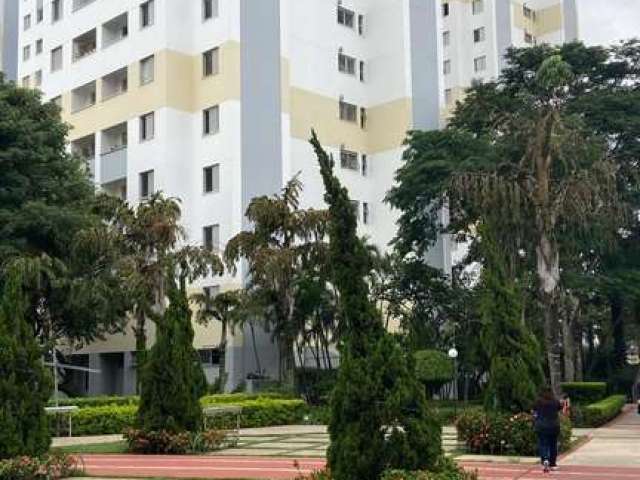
(534, 398, 562, 435)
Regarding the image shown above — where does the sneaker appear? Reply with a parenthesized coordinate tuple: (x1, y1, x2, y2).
(550, 466, 559, 472)
(543, 460, 550, 473)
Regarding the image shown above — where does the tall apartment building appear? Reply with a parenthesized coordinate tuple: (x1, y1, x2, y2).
(1, 0, 19, 81)
(17, 0, 578, 395)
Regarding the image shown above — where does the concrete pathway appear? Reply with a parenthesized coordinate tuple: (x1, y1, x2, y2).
(562, 404, 640, 467)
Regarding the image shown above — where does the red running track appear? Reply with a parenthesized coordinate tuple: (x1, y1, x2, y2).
(79, 455, 640, 480)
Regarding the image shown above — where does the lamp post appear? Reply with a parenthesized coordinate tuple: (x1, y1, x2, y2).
(448, 347, 459, 417)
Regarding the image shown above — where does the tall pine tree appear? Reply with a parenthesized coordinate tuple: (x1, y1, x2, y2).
(137, 283, 207, 433)
(311, 132, 441, 480)
(0, 260, 52, 459)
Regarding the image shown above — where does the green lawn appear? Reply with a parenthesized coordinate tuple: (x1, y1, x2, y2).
(52, 440, 128, 454)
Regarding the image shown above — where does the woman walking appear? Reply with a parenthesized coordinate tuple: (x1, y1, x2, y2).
(534, 389, 563, 472)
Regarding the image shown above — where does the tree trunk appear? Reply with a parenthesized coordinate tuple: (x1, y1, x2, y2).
(133, 308, 147, 394)
(610, 294, 626, 369)
(249, 322, 262, 374)
(562, 293, 580, 382)
(218, 320, 228, 392)
(536, 232, 562, 395)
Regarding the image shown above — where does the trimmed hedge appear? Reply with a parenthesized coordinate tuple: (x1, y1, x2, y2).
(560, 382, 607, 404)
(572, 395, 626, 428)
(49, 398, 307, 436)
(456, 410, 572, 456)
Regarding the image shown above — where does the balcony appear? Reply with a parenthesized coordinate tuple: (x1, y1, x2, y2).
(102, 13, 128, 49)
(102, 67, 128, 100)
(71, 81, 97, 112)
(72, 0, 96, 11)
(73, 29, 97, 62)
(71, 134, 96, 177)
(100, 146, 127, 185)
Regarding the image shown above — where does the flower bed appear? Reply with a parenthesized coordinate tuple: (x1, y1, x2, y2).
(0, 453, 80, 480)
(124, 428, 229, 454)
(456, 410, 572, 456)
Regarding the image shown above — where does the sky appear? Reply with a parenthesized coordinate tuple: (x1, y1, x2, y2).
(579, 0, 640, 46)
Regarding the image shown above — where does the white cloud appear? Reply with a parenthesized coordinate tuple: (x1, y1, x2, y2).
(578, 0, 640, 46)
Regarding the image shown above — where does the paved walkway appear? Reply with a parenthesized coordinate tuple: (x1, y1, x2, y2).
(562, 404, 640, 467)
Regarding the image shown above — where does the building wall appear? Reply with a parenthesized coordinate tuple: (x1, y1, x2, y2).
(1, 0, 19, 81)
(18, 0, 576, 394)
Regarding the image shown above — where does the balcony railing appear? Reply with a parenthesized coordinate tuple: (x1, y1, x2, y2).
(100, 146, 127, 184)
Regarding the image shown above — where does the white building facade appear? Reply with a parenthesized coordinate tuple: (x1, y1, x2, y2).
(17, 0, 578, 395)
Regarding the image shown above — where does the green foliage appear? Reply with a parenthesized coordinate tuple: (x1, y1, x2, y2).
(572, 395, 626, 427)
(414, 350, 454, 396)
(456, 410, 572, 456)
(382, 458, 479, 480)
(124, 428, 228, 454)
(48, 398, 308, 436)
(0, 264, 52, 460)
(295, 368, 338, 405)
(478, 229, 544, 413)
(0, 452, 80, 480)
(137, 287, 207, 433)
(312, 131, 441, 480)
(560, 382, 607, 404)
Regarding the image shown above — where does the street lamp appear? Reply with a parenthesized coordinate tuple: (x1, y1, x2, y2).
(448, 347, 459, 417)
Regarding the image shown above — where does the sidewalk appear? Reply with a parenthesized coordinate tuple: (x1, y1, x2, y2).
(562, 404, 640, 467)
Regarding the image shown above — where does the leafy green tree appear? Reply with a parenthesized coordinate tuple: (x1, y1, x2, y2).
(478, 227, 544, 413)
(137, 283, 207, 433)
(0, 259, 52, 459)
(387, 42, 639, 392)
(311, 131, 441, 480)
(414, 350, 454, 397)
(225, 176, 329, 384)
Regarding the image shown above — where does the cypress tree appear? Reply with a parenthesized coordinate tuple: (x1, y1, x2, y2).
(479, 226, 544, 413)
(311, 131, 441, 480)
(0, 263, 52, 460)
(137, 284, 207, 433)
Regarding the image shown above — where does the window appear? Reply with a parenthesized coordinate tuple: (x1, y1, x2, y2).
(72, 29, 97, 61)
(23, 46, 31, 62)
(37, 0, 44, 22)
(199, 348, 221, 365)
(203, 225, 220, 251)
(36, 39, 43, 55)
(442, 3, 450, 16)
(337, 5, 355, 28)
(350, 200, 360, 220)
(358, 14, 364, 35)
(472, 0, 483, 15)
(22, 76, 30, 88)
(340, 149, 359, 171)
(202, 0, 218, 20)
(360, 107, 367, 129)
(362, 202, 370, 225)
(338, 52, 356, 75)
(102, 13, 128, 49)
(203, 164, 220, 193)
(474, 55, 487, 72)
(473, 27, 485, 43)
(71, 81, 97, 111)
(203, 48, 220, 77)
(140, 0, 155, 28)
(51, 46, 63, 72)
(361, 154, 368, 176)
(52, 0, 63, 22)
(139, 170, 154, 199)
(359, 61, 365, 82)
(443, 59, 451, 75)
(445, 88, 453, 105)
(140, 55, 155, 85)
(102, 67, 128, 99)
(34, 70, 42, 87)
(203, 106, 220, 135)
(24, 15, 32, 31)
(443, 31, 451, 47)
(525, 32, 535, 44)
(140, 112, 155, 141)
(339, 99, 357, 122)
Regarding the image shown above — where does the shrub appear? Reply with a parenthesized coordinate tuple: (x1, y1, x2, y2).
(48, 395, 139, 408)
(382, 457, 479, 480)
(456, 410, 572, 456)
(124, 428, 229, 454)
(560, 382, 607, 404)
(137, 287, 207, 433)
(0, 452, 80, 480)
(414, 350, 454, 396)
(201, 399, 308, 429)
(573, 395, 626, 427)
(295, 368, 338, 405)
